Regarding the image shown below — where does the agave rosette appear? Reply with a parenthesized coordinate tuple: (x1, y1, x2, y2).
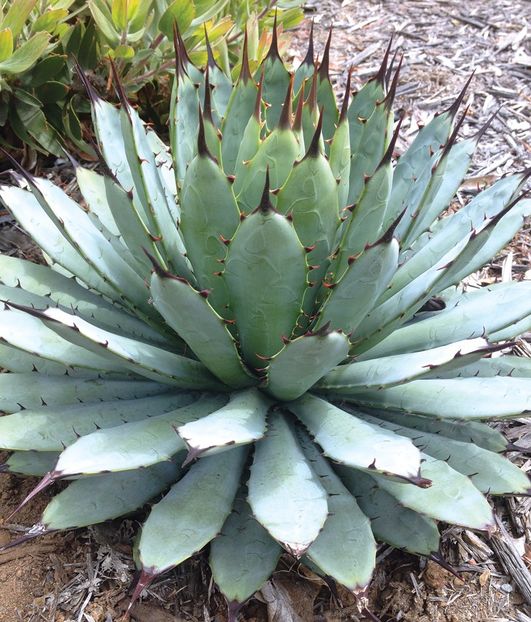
(0, 22, 530, 617)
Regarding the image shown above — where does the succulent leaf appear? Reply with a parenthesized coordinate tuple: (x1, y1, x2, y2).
(0, 373, 168, 414)
(52, 394, 227, 476)
(179, 144, 240, 314)
(315, 237, 399, 334)
(2, 451, 60, 477)
(0, 392, 196, 452)
(41, 463, 181, 531)
(138, 447, 246, 575)
(150, 269, 254, 388)
(265, 330, 350, 401)
(210, 493, 282, 605)
(348, 377, 531, 420)
(248, 411, 328, 556)
(360, 413, 531, 495)
(221, 54, 258, 175)
(361, 281, 531, 359)
(22, 306, 223, 390)
(177, 389, 270, 458)
(362, 409, 515, 454)
(340, 454, 495, 531)
(289, 395, 422, 480)
(223, 197, 307, 369)
(298, 429, 376, 592)
(340, 469, 440, 557)
(318, 338, 490, 393)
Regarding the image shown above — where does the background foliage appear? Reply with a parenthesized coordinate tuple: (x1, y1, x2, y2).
(0, 0, 303, 161)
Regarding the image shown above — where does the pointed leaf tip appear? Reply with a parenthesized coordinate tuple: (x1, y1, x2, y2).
(0, 524, 48, 553)
(304, 106, 324, 159)
(361, 607, 383, 622)
(446, 70, 475, 118)
(441, 105, 468, 158)
(383, 54, 403, 109)
(203, 24, 220, 71)
(307, 66, 318, 111)
(429, 552, 462, 580)
(318, 27, 333, 81)
(307, 320, 332, 337)
(109, 57, 129, 109)
(127, 569, 158, 614)
(172, 21, 190, 78)
(254, 168, 275, 214)
(375, 205, 407, 244)
(143, 248, 185, 283)
(203, 65, 214, 124)
(227, 601, 244, 622)
(375, 36, 394, 85)
(266, 8, 281, 62)
(301, 19, 315, 66)
(73, 57, 99, 103)
(473, 106, 501, 144)
(379, 112, 404, 167)
(0, 145, 35, 187)
(239, 27, 252, 83)
(278, 73, 294, 130)
(5, 472, 57, 522)
(197, 103, 215, 160)
(293, 83, 305, 133)
(181, 446, 206, 468)
(339, 67, 353, 123)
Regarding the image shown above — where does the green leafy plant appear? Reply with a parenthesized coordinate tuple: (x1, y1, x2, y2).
(0, 22, 530, 620)
(0, 0, 84, 157)
(0, 0, 303, 159)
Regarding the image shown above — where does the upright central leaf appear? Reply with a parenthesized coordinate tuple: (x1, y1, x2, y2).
(223, 179, 307, 369)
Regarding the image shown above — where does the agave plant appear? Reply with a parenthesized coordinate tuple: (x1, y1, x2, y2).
(0, 21, 530, 620)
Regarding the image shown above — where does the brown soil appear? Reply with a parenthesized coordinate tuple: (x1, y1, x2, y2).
(0, 474, 528, 622)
